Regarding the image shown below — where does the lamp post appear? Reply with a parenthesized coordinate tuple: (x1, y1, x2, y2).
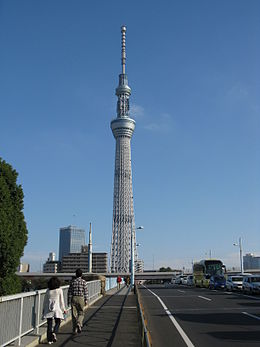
(88, 223, 92, 273)
(131, 226, 144, 287)
(233, 237, 243, 274)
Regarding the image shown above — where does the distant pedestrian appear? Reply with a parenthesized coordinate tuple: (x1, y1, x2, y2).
(117, 275, 122, 289)
(68, 268, 88, 334)
(42, 277, 67, 344)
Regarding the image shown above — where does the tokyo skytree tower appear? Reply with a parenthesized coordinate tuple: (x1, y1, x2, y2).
(110, 26, 137, 273)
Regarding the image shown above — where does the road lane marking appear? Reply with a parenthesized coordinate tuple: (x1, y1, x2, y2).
(242, 312, 260, 321)
(177, 290, 186, 293)
(145, 286, 195, 347)
(198, 296, 212, 301)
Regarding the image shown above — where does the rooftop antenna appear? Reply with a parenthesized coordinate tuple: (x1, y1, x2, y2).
(72, 214, 76, 227)
(121, 25, 126, 74)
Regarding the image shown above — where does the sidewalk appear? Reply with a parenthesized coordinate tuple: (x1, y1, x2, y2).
(38, 285, 142, 346)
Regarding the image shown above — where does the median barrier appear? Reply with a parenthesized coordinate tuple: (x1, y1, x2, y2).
(136, 285, 151, 347)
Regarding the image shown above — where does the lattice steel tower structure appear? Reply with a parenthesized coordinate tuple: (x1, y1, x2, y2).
(110, 26, 137, 272)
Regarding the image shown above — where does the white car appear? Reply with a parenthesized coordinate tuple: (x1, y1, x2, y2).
(242, 275, 260, 294)
(175, 275, 186, 284)
(182, 276, 188, 285)
(226, 275, 243, 291)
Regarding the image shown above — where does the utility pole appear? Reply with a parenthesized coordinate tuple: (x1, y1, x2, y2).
(233, 237, 243, 274)
(88, 223, 92, 273)
(239, 237, 243, 274)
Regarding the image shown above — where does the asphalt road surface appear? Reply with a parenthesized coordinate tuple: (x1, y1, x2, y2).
(139, 284, 260, 347)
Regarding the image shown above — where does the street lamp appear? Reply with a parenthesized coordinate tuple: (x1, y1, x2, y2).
(131, 226, 144, 287)
(233, 237, 243, 274)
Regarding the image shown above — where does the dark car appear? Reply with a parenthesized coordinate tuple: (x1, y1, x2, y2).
(209, 275, 226, 289)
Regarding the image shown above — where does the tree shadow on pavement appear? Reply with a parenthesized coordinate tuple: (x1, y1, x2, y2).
(174, 312, 260, 326)
(57, 290, 128, 347)
(207, 330, 260, 342)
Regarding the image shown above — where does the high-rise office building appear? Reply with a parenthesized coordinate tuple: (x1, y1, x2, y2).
(135, 259, 144, 273)
(59, 225, 85, 261)
(243, 253, 260, 270)
(61, 246, 108, 273)
(110, 26, 137, 272)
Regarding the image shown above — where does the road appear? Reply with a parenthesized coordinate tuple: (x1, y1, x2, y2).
(138, 284, 260, 347)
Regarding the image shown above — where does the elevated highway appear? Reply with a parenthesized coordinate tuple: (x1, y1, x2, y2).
(16, 271, 178, 281)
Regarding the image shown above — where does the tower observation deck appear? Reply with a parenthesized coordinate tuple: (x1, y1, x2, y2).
(110, 26, 137, 273)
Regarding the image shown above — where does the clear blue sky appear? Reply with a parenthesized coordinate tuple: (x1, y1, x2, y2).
(0, 0, 259, 271)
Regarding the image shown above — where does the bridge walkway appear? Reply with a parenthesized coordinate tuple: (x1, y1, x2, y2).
(38, 285, 142, 347)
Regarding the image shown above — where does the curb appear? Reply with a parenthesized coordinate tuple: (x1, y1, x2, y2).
(136, 286, 152, 347)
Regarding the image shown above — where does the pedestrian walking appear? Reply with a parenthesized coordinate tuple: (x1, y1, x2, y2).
(42, 277, 67, 344)
(68, 268, 88, 334)
(117, 275, 122, 289)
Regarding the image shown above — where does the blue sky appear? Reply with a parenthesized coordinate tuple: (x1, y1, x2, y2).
(0, 0, 259, 271)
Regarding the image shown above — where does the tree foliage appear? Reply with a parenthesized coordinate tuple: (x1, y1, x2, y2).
(159, 267, 173, 272)
(0, 158, 28, 295)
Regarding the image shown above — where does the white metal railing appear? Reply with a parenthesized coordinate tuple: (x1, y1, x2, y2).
(105, 277, 117, 291)
(0, 280, 101, 347)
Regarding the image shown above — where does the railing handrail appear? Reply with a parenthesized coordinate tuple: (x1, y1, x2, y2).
(0, 279, 104, 346)
(0, 280, 101, 302)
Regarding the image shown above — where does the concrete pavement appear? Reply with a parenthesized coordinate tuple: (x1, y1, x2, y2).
(38, 285, 142, 347)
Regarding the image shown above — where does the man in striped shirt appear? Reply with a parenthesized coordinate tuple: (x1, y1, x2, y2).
(68, 268, 88, 334)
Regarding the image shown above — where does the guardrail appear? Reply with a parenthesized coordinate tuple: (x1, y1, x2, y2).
(105, 277, 117, 291)
(0, 280, 101, 347)
(136, 285, 151, 347)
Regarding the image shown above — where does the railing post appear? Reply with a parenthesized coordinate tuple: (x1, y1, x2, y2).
(18, 297, 24, 346)
(36, 291, 41, 335)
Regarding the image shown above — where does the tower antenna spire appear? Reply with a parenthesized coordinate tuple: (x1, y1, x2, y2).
(111, 26, 137, 273)
(121, 25, 126, 74)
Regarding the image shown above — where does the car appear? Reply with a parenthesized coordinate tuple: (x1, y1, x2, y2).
(186, 275, 194, 286)
(182, 276, 188, 285)
(175, 275, 187, 284)
(209, 275, 226, 289)
(242, 275, 260, 295)
(170, 277, 176, 284)
(164, 280, 173, 287)
(226, 275, 243, 291)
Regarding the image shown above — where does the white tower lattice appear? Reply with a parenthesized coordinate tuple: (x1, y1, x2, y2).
(110, 26, 137, 273)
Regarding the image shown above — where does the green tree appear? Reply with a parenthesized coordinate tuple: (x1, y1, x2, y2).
(159, 266, 173, 272)
(0, 158, 28, 295)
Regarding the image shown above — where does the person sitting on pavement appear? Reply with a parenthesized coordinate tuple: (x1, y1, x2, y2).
(68, 268, 88, 334)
